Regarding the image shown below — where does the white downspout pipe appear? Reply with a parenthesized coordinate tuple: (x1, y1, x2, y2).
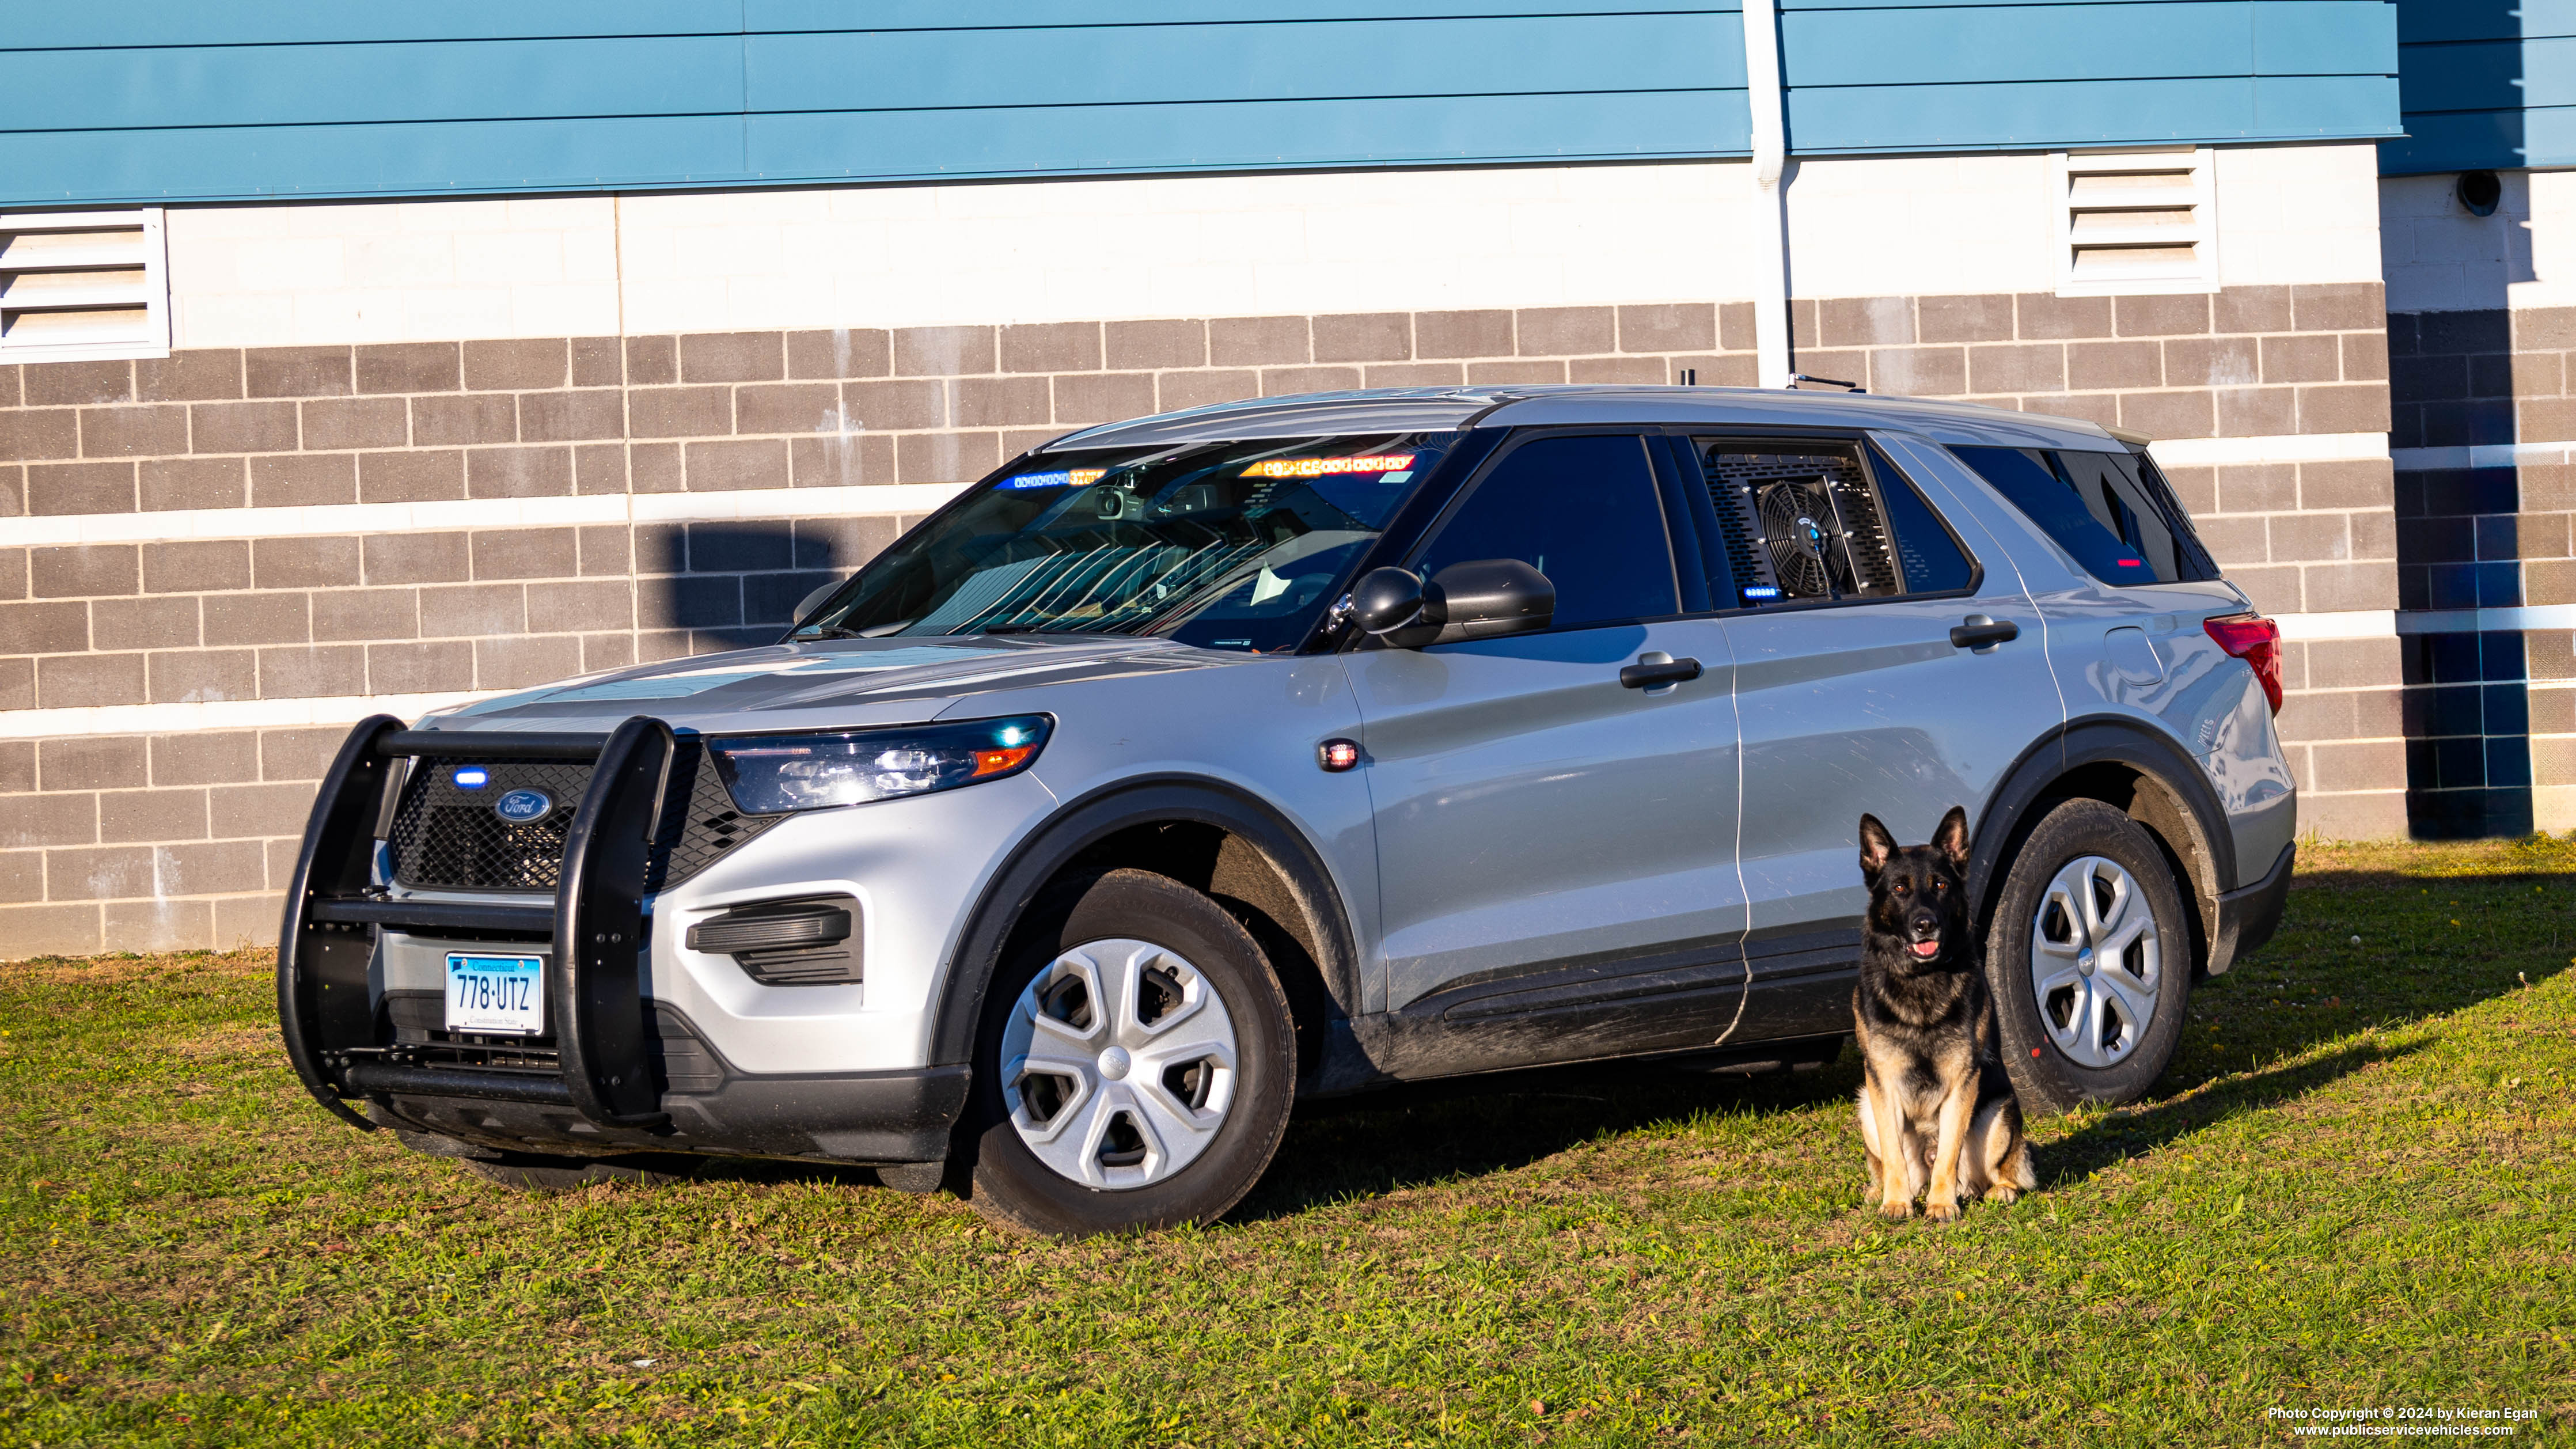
(1741, 0, 1792, 389)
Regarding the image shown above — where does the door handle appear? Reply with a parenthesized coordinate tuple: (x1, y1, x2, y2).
(1619, 656, 1704, 689)
(1949, 615, 2020, 651)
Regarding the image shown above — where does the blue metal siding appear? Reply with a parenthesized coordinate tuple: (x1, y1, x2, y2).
(0, 7, 1748, 204)
(2385, 0, 2576, 173)
(1780, 1, 2399, 154)
(0, 3, 2402, 207)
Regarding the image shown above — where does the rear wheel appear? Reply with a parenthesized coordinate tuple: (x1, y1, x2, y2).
(1989, 799, 2192, 1114)
(960, 868, 1296, 1236)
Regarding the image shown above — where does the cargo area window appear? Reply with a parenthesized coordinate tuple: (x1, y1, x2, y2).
(1951, 445, 2217, 586)
(1677, 438, 1974, 609)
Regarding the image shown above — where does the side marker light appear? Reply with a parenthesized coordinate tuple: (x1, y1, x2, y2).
(1318, 739, 1361, 772)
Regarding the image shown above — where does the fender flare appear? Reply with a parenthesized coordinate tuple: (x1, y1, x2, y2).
(1968, 716, 2239, 976)
(926, 775, 1364, 1067)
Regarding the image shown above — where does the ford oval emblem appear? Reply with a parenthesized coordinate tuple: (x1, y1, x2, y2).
(493, 788, 554, 824)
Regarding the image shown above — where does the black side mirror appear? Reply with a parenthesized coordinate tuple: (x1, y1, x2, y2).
(1351, 559, 1553, 648)
(1350, 567, 1429, 634)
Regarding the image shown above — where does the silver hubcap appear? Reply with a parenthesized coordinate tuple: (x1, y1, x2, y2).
(2031, 855, 2161, 1069)
(1000, 939, 1240, 1190)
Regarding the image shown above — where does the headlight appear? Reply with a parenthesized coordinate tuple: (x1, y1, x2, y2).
(707, 715, 1053, 814)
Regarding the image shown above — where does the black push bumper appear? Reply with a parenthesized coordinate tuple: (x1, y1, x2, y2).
(2208, 840, 2294, 976)
(275, 714, 966, 1165)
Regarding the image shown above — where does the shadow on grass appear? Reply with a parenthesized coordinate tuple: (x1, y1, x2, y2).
(581, 861, 2556, 1216)
(2167, 866, 2571, 1083)
(2035, 1037, 2429, 1188)
(1238, 1053, 1862, 1221)
(1232, 860, 2551, 1219)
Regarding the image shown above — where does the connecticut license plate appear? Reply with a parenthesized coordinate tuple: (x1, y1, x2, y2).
(445, 953, 545, 1036)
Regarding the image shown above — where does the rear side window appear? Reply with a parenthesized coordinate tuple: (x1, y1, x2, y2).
(1682, 439, 1975, 608)
(1414, 433, 1678, 629)
(1952, 445, 2217, 585)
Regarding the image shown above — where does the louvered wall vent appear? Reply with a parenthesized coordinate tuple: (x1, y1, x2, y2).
(2051, 149, 2218, 298)
(0, 209, 171, 363)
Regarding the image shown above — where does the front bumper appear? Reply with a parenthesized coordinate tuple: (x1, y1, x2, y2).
(2206, 840, 2294, 976)
(276, 714, 976, 1167)
(357, 1058, 969, 1163)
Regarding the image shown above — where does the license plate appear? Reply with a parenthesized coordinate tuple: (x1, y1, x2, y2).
(445, 953, 546, 1037)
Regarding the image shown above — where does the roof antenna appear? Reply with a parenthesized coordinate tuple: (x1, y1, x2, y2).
(1786, 373, 1865, 393)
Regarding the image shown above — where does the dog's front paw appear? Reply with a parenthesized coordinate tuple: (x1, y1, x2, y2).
(1877, 1198, 1913, 1222)
(1861, 1180, 1883, 1205)
(1983, 1185, 2020, 1204)
(1924, 1197, 1961, 1224)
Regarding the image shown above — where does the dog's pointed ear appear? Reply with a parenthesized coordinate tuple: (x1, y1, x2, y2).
(1933, 805, 1971, 867)
(1858, 814, 1896, 878)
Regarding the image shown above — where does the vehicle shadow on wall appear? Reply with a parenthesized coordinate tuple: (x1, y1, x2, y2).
(642, 521, 863, 654)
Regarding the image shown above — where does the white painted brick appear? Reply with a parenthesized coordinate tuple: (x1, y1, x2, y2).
(346, 232, 457, 289)
(513, 283, 621, 338)
(157, 146, 2390, 346)
(237, 236, 347, 293)
(405, 288, 517, 341)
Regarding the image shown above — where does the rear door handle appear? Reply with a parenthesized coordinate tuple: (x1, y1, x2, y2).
(1620, 657, 1704, 689)
(1949, 615, 2020, 651)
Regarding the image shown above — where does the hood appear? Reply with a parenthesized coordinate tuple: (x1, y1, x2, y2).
(413, 634, 1232, 736)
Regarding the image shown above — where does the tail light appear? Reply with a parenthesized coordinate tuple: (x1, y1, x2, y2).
(2203, 612, 2282, 715)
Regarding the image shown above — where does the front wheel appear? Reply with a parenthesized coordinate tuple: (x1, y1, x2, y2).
(1989, 799, 2193, 1114)
(960, 868, 1297, 1236)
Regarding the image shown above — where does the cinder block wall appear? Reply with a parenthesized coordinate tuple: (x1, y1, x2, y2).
(2380, 170, 2576, 835)
(0, 284, 2399, 956)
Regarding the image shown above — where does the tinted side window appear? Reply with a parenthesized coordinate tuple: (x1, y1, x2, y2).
(1874, 452, 1975, 594)
(1686, 439, 1973, 606)
(1953, 445, 2213, 585)
(1416, 434, 1678, 629)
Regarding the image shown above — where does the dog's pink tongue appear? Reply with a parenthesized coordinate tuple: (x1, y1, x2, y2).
(1910, 940, 1941, 958)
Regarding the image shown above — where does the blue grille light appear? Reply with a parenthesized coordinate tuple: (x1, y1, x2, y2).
(453, 767, 490, 789)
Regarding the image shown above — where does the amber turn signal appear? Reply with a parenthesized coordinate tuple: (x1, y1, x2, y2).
(1317, 738, 1361, 772)
(971, 745, 1037, 777)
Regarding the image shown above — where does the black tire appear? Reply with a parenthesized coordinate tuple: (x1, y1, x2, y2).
(1988, 799, 2193, 1114)
(958, 868, 1297, 1236)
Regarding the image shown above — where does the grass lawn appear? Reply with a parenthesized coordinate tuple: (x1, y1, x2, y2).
(5, 839, 2574, 1447)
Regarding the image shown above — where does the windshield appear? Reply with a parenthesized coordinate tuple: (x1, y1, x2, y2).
(795, 433, 1447, 653)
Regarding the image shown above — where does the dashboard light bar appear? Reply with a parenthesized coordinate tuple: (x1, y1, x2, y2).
(1242, 453, 1414, 479)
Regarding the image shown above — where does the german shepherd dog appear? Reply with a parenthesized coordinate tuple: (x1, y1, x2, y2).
(1854, 807, 2036, 1222)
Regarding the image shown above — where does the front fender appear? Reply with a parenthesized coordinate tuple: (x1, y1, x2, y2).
(925, 775, 1365, 1068)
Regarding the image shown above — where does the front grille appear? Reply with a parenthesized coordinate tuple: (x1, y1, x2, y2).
(388, 741, 786, 894)
(388, 760, 591, 891)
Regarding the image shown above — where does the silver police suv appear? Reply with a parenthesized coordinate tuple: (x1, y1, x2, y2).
(279, 385, 2295, 1235)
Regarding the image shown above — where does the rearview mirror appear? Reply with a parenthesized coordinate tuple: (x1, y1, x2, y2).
(1350, 560, 1554, 648)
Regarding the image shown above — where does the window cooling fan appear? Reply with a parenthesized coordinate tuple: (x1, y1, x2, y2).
(1756, 480, 1849, 597)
